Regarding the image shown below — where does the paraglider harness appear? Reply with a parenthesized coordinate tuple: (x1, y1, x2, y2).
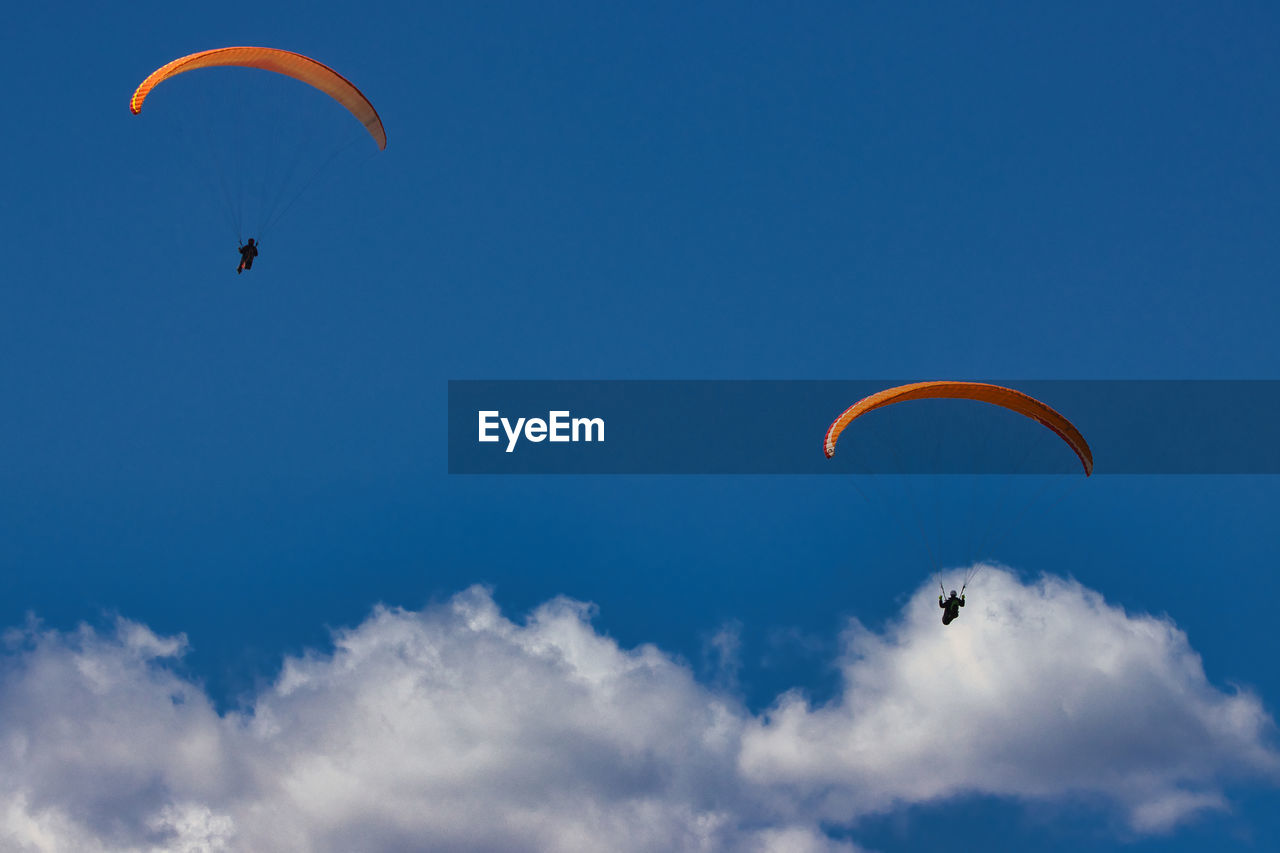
(939, 582, 966, 625)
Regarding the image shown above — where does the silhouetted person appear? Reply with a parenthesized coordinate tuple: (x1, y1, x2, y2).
(939, 590, 965, 625)
(238, 238, 259, 274)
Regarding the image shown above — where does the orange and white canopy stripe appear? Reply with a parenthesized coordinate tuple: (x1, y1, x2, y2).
(130, 47, 386, 150)
(823, 381, 1094, 475)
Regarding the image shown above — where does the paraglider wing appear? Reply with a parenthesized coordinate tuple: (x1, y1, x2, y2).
(130, 47, 386, 150)
(823, 381, 1093, 475)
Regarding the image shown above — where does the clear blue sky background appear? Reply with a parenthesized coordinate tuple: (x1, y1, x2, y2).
(2, 2, 1278, 850)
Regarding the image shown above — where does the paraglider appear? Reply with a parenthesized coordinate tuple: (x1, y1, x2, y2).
(824, 382, 1093, 622)
(237, 238, 259, 274)
(939, 589, 965, 625)
(131, 47, 385, 267)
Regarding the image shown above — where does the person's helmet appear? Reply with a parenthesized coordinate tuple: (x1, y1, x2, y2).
(247, 238, 255, 245)
(950, 590, 958, 598)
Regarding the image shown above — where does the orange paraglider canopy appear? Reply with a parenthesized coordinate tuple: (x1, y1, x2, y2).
(823, 381, 1093, 475)
(130, 47, 386, 150)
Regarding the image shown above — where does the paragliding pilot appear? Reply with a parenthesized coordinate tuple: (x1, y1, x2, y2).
(237, 238, 259, 274)
(939, 589, 965, 625)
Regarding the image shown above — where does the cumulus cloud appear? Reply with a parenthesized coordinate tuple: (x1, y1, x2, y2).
(740, 570, 1280, 831)
(0, 570, 1274, 851)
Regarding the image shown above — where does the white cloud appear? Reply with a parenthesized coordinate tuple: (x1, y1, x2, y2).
(740, 569, 1280, 831)
(0, 570, 1274, 851)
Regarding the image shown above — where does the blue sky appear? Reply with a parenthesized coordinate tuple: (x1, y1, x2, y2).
(2, 2, 1279, 850)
